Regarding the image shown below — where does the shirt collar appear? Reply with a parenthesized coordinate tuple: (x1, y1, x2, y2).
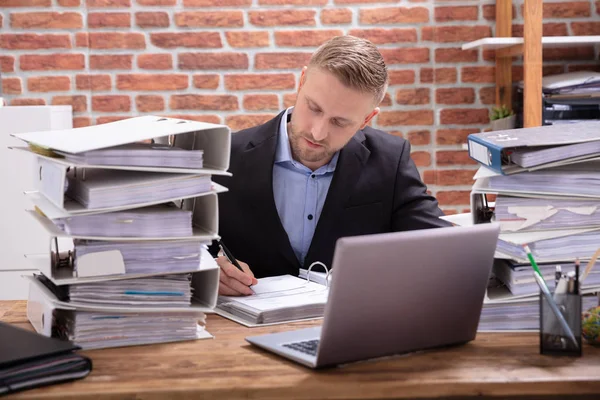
(275, 107, 340, 174)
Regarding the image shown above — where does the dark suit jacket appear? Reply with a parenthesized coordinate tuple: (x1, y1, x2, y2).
(212, 110, 451, 278)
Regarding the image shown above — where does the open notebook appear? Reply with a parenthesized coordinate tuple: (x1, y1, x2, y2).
(215, 274, 330, 327)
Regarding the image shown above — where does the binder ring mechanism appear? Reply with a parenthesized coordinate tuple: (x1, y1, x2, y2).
(51, 237, 74, 270)
(306, 261, 331, 288)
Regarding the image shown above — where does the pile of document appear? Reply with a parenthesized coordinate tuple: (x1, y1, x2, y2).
(10, 116, 231, 349)
(467, 121, 600, 331)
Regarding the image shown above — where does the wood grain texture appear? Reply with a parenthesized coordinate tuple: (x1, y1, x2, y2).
(2, 300, 600, 400)
(523, 0, 543, 127)
(495, 0, 513, 108)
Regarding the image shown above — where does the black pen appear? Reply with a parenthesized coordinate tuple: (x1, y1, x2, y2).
(217, 240, 244, 273)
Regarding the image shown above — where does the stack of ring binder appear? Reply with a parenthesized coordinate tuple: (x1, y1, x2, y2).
(10, 116, 232, 350)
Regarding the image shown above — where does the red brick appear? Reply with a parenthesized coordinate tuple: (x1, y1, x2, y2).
(407, 130, 430, 145)
(226, 114, 276, 131)
(175, 11, 243, 27)
(360, 7, 429, 24)
(249, 10, 316, 27)
(92, 95, 131, 112)
(2, 78, 21, 95)
(166, 114, 222, 124)
(73, 117, 91, 128)
(436, 128, 479, 145)
(193, 74, 219, 89)
(135, 11, 168, 27)
(435, 6, 477, 22)
(170, 95, 239, 111)
(179, 52, 248, 70)
(511, 23, 568, 37)
(137, 54, 172, 70)
(379, 93, 392, 107)
(395, 88, 430, 105)
(482, 4, 516, 21)
(380, 48, 429, 64)
(0, 34, 71, 50)
(76, 32, 88, 47)
(543, 46, 595, 61)
(97, 116, 131, 125)
(10, 12, 83, 29)
(568, 64, 600, 72)
(283, 93, 297, 108)
(321, 9, 352, 25)
(388, 70, 415, 85)
(435, 48, 478, 63)
(461, 66, 495, 83)
(87, 0, 130, 6)
(20, 54, 84, 71)
(183, 0, 250, 5)
(90, 54, 132, 70)
(436, 88, 475, 105)
(425, 170, 474, 186)
(420, 68, 457, 84)
(275, 30, 343, 47)
(440, 108, 489, 125)
(571, 22, 600, 35)
(436, 150, 477, 166)
(411, 151, 431, 167)
(436, 191, 471, 206)
(88, 12, 131, 28)
(0, 56, 15, 73)
(348, 28, 417, 44)
(51, 95, 87, 112)
(0, 0, 50, 5)
(11, 98, 46, 106)
(539, 1, 591, 18)
(260, 0, 326, 4)
(226, 31, 269, 48)
(151, 32, 221, 49)
(422, 26, 491, 43)
(225, 73, 295, 90)
(88, 32, 145, 49)
(255, 52, 311, 69)
(378, 110, 433, 126)
(76, 74, 111, 90)
(335, 0, 396, 3)
(243, 94, 279, 111)
(479, 87, 495, 105)
(138, 0, 175, 4)
(28, 76, 71, 92)
(512, 65, 564, 82)
(136, 95, 164, 112)
(0, 14, 2, 28)
(117, 74, 188, 91)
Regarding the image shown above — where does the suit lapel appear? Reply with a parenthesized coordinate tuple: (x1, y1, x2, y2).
(304, 131, 370, 268)
(237, 113, 301, 274)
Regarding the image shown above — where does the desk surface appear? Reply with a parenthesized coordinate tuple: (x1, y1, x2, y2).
(2, 300, 600, 400)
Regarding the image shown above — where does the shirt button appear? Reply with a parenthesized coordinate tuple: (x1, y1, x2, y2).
(307, 214, 313, 220)
(311, 174, 315, 179)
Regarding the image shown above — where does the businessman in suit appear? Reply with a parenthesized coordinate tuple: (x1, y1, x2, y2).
(214, 35, 451, 296)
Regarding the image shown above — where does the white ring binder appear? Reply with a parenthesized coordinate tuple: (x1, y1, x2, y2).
(305, 261, 330, 288)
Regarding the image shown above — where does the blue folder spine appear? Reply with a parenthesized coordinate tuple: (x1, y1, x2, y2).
(467, 134, 505, 173)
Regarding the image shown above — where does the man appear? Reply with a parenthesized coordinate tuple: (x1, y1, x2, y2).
(213, 35, 451, 296)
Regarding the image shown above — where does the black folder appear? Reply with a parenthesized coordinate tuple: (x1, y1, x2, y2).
(0, 322, 92, 396)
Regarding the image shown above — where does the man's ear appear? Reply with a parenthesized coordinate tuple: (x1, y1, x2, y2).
(360, 107, 380, 130)
(298, 66, 308, 94)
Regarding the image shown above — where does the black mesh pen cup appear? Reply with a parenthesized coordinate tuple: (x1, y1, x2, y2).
(539, 292, 582, 356)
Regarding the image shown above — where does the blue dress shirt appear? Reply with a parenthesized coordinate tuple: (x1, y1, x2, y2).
(272, 107, 340, 265)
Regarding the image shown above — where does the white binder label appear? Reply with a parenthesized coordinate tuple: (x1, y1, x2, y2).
(37, 158, 67, 209)
(469, 141, 491, 166)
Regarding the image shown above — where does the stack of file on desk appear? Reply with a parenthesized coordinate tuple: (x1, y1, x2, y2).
(468, 121, 600, 331)
(10, 116, 231, 349)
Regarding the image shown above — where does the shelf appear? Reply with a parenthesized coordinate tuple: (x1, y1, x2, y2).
(461, 35, 600, 51)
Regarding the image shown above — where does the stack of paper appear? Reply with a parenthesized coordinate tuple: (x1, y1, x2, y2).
(10, 116, 232, 349)
(53, 204, 193, 237)
(216, 275, 329, 326)
(56, 143, 204, 169)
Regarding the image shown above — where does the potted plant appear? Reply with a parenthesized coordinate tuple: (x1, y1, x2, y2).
(490, 105, 516, 131)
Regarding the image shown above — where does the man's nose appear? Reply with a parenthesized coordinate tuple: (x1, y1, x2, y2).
(311, 119, 328, 142)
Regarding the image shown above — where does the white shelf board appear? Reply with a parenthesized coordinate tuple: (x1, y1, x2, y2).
(462, 35, 600, 51)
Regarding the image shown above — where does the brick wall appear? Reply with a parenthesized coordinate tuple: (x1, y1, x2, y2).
(1, 0, 599, 213)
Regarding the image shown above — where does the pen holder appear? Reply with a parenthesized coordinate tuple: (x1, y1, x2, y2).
(539, 292, 582, 356)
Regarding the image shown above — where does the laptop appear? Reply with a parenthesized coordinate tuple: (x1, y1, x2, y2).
(246, 223, 500, 368)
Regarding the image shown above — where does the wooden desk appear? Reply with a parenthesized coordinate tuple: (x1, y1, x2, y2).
(2, 300, 600, 400)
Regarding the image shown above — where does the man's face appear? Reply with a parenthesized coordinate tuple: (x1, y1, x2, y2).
(289, 67, 379, 170)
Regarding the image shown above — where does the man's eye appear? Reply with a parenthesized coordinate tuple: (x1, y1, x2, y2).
(332, 119, 344, 127)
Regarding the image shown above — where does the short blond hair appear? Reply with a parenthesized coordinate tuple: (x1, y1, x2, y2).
(308, 35, 388, 105)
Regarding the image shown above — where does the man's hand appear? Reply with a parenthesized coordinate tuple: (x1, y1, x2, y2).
(217, 256, 258, 296)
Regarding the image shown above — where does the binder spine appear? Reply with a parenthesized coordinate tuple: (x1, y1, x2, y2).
(467, 135, 504, 173)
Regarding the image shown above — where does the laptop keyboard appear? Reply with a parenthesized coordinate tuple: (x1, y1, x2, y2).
(282, 339, 320, 356)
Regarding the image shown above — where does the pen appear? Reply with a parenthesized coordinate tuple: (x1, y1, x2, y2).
(217, 240, 244, 273)
(523, 244, 579, 348)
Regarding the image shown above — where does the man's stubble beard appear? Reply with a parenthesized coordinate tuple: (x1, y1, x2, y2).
(288, 122, 335, 164)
